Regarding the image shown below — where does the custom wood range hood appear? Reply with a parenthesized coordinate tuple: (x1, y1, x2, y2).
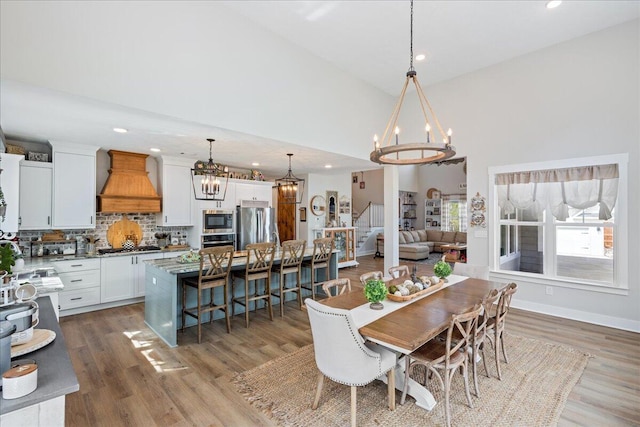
(97, 150, 162, 213)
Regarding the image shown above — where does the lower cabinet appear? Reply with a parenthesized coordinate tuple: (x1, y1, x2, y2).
(101, 253, 165, 302)
(52, 258, 101, 311)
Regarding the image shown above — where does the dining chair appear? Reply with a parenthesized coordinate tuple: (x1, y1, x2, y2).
(401, 303, 483, 427)
(301, 237, 334, 300)
(453, 262, 490, 280)
(305, 298, 397, 427)
(321, 278, 351, 298)
(485, 282, 518, 380)
(359, 271, 384, 286)
(471, 288, 500, 396)
(232, 242, 276, 328)
(388, 265, 410, 279)
(181, 245, 234, 343)
(270, 239, 306, 317)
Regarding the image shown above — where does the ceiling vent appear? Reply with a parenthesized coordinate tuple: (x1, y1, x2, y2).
(97, 150, 161, 213)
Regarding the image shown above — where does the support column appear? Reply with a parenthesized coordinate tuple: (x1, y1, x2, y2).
(383, 165, 399, 274)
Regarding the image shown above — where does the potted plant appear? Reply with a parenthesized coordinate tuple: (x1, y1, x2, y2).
(364, 278, 387, 310)
(433, 259, 452, 282)
(0, 243, 15, 279)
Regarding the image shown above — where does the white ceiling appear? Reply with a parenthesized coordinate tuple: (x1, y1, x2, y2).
(1, 1, 638, 177)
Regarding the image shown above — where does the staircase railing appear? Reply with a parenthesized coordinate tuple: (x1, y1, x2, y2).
(354, 202, 384, 247)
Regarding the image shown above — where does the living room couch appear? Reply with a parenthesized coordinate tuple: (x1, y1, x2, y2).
(398, 229, 467, 260)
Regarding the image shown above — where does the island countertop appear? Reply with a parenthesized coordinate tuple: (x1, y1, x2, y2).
(0, 296, 79, 421)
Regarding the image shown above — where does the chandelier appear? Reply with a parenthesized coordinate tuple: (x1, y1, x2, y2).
(370, 0, 456, 165)
(274, 153, 305, 204)
(191, 138, 229, 201)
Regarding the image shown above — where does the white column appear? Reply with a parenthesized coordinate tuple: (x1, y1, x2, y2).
(383, 165, 399, 275)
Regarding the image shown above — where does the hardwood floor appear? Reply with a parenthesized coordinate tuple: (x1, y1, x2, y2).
(60, 255, 640, 426)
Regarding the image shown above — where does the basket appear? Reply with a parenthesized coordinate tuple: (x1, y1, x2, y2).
(5, 144, 25, 155)
(386, 280, 445, 302)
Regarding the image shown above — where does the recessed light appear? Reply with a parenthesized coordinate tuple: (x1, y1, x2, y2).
(113, 127, 128, 133)
(546, 0, 562, 9)
(415, 54, 426, 61)
(324, 164, 332, 169)
(150, 148, 161, 153)
(251, 162, 260, 166)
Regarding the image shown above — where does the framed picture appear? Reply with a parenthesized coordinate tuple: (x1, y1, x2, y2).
(360, 181, 365, 189)
(299, 207, 307, 222)
(339, 196, 351, 215)
(352, 175, 358, 184)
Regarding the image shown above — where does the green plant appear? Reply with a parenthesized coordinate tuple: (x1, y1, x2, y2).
(364, 279, 387, 303)
(434, 260, 452, 279)
(0, 243, 16, 274)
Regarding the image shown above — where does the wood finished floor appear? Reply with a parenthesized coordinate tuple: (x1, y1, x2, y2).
(60, 255, 640, 426)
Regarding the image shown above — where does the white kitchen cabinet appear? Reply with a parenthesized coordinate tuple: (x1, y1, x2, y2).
(51, 142, 98, 229)
(52, 258, 101, 312)
(101, 252, 164, 301)
(235, 181, 273, 206)
(156, 157, 193, 226)
(0, 153, 22, 235)
(19, 160, 53, 230)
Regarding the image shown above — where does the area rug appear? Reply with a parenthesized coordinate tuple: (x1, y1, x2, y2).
(234, 334, 590, 426)
(409, 252, 444, 265)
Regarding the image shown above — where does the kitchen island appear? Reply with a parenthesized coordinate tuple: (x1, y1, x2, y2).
(0, 296, 79, 426)
(144, 248, 338, 347)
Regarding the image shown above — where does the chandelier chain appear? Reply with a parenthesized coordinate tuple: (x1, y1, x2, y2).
(409, 0, 414, 72)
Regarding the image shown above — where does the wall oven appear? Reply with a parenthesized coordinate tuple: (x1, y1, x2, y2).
(202, 209, 235, 234)
(201, 233, 236, 249)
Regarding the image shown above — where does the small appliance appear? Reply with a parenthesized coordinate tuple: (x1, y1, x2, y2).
(202, 209, 235, 234)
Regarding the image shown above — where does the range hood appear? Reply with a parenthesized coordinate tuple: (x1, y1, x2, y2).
(97, 150, 162, 213)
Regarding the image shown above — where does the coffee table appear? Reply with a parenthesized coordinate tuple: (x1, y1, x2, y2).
(441, 243, 467, 263)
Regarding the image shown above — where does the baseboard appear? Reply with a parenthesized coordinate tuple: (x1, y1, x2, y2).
(60, 297, 144, 317)
(512, 299, 640, 333)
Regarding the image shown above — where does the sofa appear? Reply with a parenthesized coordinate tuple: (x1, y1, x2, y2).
(398, 229, 467, 260)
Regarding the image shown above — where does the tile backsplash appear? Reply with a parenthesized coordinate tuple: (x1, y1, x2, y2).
(16, 213, 190, 258)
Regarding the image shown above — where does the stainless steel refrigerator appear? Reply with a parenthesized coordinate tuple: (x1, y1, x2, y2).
(236, 205, 277, 250)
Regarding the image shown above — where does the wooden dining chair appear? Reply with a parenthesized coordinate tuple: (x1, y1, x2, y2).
(401, 303, 483, 427)
(305, 298, 397, 427)
(388, 265, 410, 279)
(232, 242, 276, 328)
(301, 237, 334, 300)
(471, 288, 500, 396)
(359, 271, 384, 286)
(271, 239, 306, 317)
(181, 245, 234, 343)
(485, 282, 518, 380)
(321, 278, 351, 298)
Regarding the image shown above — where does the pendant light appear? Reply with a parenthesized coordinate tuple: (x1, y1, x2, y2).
(274, 153, 305, 204)
(191, 138, 229, 201)
(370, 0, 456, 165)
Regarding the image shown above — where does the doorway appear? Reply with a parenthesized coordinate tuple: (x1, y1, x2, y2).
(277, 187, 296, 241)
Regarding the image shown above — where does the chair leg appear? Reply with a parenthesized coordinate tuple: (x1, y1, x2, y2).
(500, 330, 509, 363)
(387, 368, 395, 411)
(312, 372, 324, 410)
(181, 284, 186, 333)
(481, 342, 490, 378)
(208, 288, 214, 324)
(279, 273, 285, 317)
(443, 370, 452, 427)
(462, 359, 474, 409)
(244, 279, 250, 328)
(231, 277, 236, 317)
(266, 278, 274, 321)
(296, 269, 303, 309)
(472, 345, 480, 397)
(310, 268, 316, 300)
(495, 330, 502, 380)
(224, 284, 231, 333)
(196, 285, 202, 344)
(350, 386, 357, 427)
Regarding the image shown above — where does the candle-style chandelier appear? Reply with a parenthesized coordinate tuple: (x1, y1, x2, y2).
(274, 153, 305, 204)
(191, 138, 229, 201)
(370, 0, 456, 165)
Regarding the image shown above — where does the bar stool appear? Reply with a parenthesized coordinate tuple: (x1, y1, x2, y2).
(271, 239, 306, 316)
(232, 242, 276, 328)
(301, 237, 334, 300)
(181, 245, 234, 343)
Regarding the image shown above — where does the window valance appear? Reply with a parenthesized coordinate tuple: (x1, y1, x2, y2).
(496, 164, 618, 220)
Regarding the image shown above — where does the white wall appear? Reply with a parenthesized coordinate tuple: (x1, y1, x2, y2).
(404, 20, 640, 330)
(351, 169, 383, 215)
(303, 171, 352, 245)
(0, 1, 391, 162)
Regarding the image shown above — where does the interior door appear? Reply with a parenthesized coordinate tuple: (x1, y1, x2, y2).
(277, 188, 296, 242)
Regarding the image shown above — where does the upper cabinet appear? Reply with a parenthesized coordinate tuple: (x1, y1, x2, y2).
(19, 160, 53, 230)
(235, 181, 273, 207)
(0, 153, 22, 235)
(156, 156, 193, 226)
(51, 142, 99, 229)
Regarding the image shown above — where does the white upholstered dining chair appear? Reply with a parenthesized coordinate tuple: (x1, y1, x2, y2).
(305, 298, 397, 427)
(453, 262, 490, 280)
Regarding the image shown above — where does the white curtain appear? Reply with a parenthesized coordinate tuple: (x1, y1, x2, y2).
(496, 164, 618, 221)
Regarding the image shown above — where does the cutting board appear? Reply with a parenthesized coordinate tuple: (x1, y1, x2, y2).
(107, 215, 143, 248)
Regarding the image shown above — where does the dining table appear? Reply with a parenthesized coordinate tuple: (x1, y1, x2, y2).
(319, 272, 504, 411)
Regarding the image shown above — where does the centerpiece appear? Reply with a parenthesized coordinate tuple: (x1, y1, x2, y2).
(433, 258, 452, 282)
(363, 278, 387, 310)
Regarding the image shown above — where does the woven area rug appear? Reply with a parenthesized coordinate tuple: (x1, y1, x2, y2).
(234, 335, 589, 426)
(413, 252, 445, 265)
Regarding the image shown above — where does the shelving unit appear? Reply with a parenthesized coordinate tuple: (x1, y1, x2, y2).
(400, 191, 417, 230)
(425, 198, 441, 229)
(314, 227, 358, 268)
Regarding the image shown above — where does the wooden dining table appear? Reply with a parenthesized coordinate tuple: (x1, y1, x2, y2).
(318, 273, 505, 410)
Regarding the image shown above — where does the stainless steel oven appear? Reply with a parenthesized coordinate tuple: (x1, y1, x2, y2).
(201, 233, 236, 249)
(202, 209, 235, 234)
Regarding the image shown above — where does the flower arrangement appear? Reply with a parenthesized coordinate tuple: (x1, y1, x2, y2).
(433, 260, 452, 281)
(364, 278, 387, 310)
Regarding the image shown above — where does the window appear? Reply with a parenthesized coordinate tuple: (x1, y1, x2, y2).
(489, 154, 628, 290)
(442, 195, 467, 232)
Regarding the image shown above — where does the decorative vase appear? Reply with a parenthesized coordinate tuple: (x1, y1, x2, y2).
(369, 302, 384, 310)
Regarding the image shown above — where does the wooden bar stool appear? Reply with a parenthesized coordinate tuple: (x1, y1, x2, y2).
(181, 245, 234, 343)
(301, 237, 335, 300)
(232, 242, 276, 328)
(271, 239, 306, 316)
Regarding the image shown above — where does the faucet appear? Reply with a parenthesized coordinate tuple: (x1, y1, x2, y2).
(272, 230, 281, 247)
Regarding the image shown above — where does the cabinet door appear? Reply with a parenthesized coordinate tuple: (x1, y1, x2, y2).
(53, 151, 96, 228)
(0, 153, 21, 234)
(235, 182, 272, 206)
(100, 256, 134, 303)
(19, 162, 53, 230)
(159, 164, 192, 226)
(134, 253, 164, 297)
